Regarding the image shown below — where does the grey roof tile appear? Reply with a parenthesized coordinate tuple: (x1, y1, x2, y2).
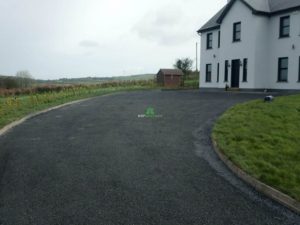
(245, 0, 271, 12)
(269, 0, 300, 12)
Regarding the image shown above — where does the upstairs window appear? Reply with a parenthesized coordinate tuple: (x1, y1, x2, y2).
(278, 57, 288, 82)
(233, 22, 241, 42)
(207, 33, 213, 49)
(280, 16, 290, 38)
(218, 31, 221, 48)
(206, 64, 212, 82)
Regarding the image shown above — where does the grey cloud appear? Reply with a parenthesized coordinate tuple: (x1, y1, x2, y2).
(153, 8, 182, 26)
(79, 40, 99, 48)
(133, 5, 193, 46)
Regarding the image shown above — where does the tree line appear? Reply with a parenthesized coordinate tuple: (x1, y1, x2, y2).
(0, 71, 34, 89)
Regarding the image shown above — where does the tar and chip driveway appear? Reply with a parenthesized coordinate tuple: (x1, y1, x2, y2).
(0, 90, 299, 225)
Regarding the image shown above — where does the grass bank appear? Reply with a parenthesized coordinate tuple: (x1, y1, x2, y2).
(213, 94, 300, 201)
(0, 81, 157, 129)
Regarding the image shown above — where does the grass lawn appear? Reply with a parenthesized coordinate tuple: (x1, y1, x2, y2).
(213, 94, 300, 201)
(0, 84, 156, 129)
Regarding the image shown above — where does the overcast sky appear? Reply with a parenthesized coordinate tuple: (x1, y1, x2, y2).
(0, 0, 227, 79)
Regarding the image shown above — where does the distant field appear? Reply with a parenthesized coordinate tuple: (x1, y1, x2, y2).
(0, 74, 156, 88)
(213, 95, 300, 201)
(1, 72, 199, 87)
(36, 74, 156, 85)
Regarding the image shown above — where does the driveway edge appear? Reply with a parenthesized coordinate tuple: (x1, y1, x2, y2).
(211, 137, 300, 215)
(0, 99, 91, 137)
(0, 92, 121, 137)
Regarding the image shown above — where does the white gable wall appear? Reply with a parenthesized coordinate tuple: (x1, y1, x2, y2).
(200, 0, 259, 89)
(219, 0, 256, 89)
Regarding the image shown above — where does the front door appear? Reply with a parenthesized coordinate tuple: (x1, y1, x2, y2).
(231, 59, 240, 88)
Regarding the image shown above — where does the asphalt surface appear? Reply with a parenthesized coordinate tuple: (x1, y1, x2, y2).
(0, 90, 299, 225)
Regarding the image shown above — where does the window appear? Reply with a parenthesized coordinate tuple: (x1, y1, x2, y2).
(280, 16, 290, 38)
(278, 57, 288, 82)
(207, 33, 213, 49)
(218, 31, 221, 48)
(243, 59, 248, 82)
(217, 63, 220, 83)
(224, 60, 229, 82)
(233, 22, 241, 42)
(206, 64, 212, 82)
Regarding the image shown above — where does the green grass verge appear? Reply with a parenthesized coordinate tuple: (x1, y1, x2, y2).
(0, 85, 156, 129)
(213, 94, 300, 201)
(184, 79, 199, 89)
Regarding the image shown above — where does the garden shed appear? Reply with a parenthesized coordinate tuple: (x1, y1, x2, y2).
(157, 69, 183, 87)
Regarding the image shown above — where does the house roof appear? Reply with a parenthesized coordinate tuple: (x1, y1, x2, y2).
(245, 0, 300, 13)
(198, 0, 300, 33)
(158, 69, 184, 76)
(269, 0, 300, 12)
(197, 5, 226, 32)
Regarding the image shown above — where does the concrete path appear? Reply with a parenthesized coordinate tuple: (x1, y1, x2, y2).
(0, 90, 299, 225)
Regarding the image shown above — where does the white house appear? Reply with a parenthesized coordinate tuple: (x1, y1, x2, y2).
(198, 0, 300, 91)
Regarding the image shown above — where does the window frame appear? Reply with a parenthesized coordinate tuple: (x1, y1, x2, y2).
(206, 33, 213, 49)
(217, 63, 220, 83)
(298, 56, 300, 82)
(242, 58, 248, 82)
(224, 60, 229, 82)
(279, 16, 290, 38)
(233, 22, 241, 42)
(218, 31, 221, 48)
(278, 57, 289, 82)
(206, 64, 212, 82)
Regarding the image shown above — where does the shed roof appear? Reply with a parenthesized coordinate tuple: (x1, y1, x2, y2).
(198, 0, 300, 33)
(158, 69, 184, 76)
